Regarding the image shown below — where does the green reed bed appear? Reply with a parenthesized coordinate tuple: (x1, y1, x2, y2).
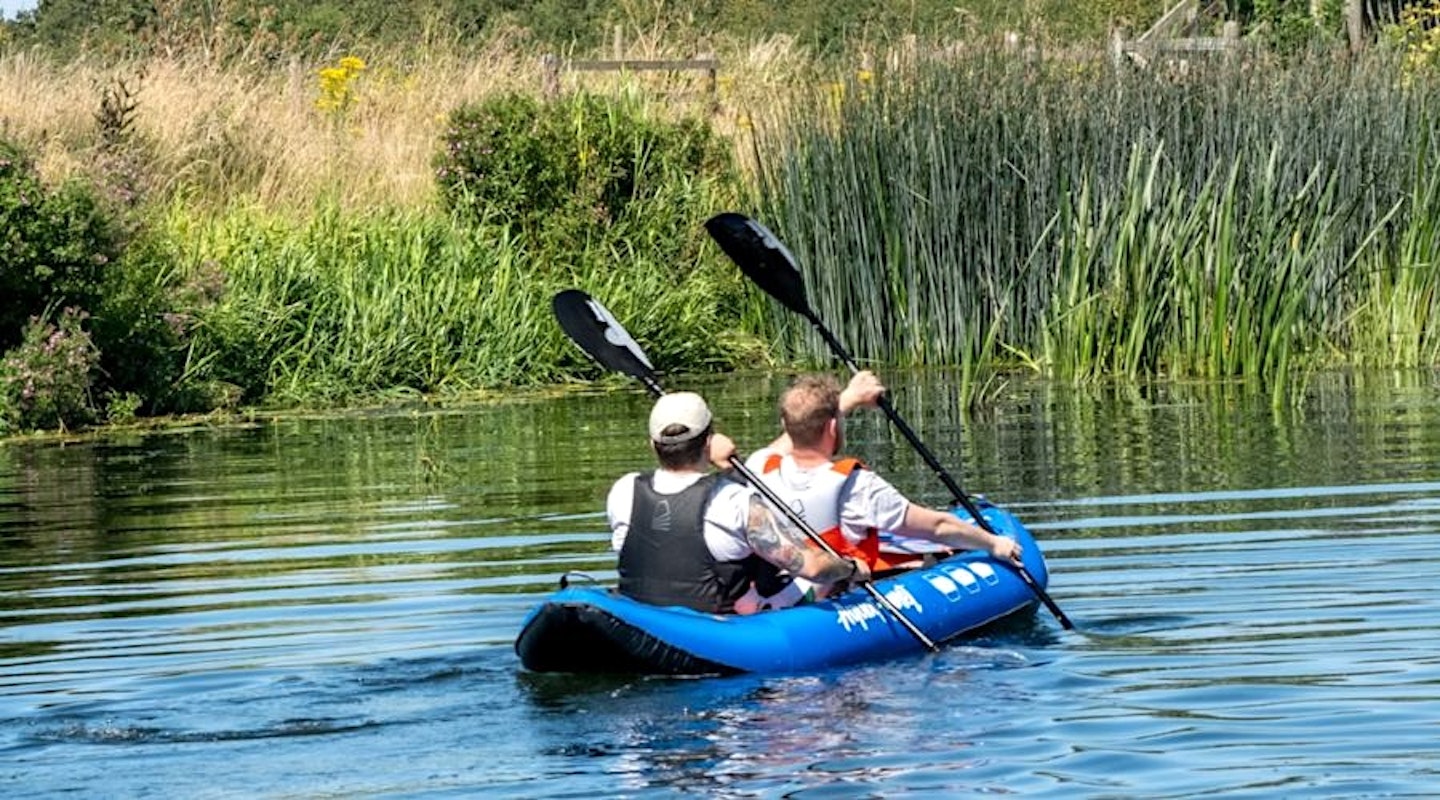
(1347, 140, 1440, 368)
(155, 202, 762, 406)
(748, 47, 1440, 404)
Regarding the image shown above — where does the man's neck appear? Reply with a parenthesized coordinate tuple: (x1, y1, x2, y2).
(786, 444, 832, 468)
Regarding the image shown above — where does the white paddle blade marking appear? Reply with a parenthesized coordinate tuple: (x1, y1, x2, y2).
(585, 297, 655, 371)
(744, 218, 802, 274)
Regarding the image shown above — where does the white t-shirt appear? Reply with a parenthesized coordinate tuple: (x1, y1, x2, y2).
(606, 470, 756, 562)
(743, 447, 912, 544)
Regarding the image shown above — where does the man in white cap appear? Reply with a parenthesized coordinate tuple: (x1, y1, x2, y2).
(606, 391, 869, 614)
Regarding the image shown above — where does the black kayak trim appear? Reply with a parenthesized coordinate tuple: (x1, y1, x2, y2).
(515, 597, 739, 676)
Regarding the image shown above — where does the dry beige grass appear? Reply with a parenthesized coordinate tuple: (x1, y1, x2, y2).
(0, 31, 829, 212)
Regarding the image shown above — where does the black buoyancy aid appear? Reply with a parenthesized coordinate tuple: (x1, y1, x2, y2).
(618, 472, 776, 614)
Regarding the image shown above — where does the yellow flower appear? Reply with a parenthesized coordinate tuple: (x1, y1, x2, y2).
(316, 56, 368, 116)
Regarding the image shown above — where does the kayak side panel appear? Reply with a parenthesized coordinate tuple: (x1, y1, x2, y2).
(515, 599, 739, 675)
(514, 504, 1052, 675)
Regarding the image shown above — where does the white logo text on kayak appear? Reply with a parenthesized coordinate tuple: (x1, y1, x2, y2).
(835, 586, 923, 633)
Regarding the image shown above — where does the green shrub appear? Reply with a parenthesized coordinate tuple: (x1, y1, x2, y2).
(1226, 0, 1347, 55)
(88, 238, 229, 416)
(0, 139, 124, 353)
(0, 307, 100, 433)
(434, 92, 735, 253)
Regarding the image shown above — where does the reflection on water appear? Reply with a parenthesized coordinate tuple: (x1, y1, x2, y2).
(2, 370, 1439, 797)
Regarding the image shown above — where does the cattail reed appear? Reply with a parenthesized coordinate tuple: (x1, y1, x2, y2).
(746, 45, 1440, 405)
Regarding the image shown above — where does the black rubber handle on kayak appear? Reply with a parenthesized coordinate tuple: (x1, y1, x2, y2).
(703, 212, 1075, 631)
(553, 289, 940, 651)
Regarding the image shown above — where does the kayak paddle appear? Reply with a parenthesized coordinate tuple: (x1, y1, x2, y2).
(552, 288, 940, 651)
(703, 212, 1076, 631)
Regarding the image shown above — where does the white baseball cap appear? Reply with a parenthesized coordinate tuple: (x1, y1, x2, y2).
(648, 392, 712, 444)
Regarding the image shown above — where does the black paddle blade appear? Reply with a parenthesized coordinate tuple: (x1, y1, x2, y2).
(704, 212, 815, 319)
(551, 289, 659, 388)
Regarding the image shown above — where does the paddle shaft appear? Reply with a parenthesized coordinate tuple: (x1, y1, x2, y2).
(649, 401, 936, 648)
(809, 319, 971, 498)
(702, 212, 1073, 628)
(724, 453, 938, 650)
(804, 312, 1076, 631)
(645, 385, 937, 650)
(553, 290, 939, 650)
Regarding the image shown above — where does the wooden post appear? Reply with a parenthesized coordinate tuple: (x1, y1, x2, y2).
(1344, 0, 1366, 54)
(540, 54, 559, 98)
(699, 52, 718, 114)
(288, 56, 303, 113)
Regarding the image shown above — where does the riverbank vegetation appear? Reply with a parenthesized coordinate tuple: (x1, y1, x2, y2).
(754, 43, 1440, 404)
(2, 1, 1438, 433)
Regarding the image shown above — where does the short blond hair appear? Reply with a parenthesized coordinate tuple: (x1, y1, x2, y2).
(778, 374, 841, 448)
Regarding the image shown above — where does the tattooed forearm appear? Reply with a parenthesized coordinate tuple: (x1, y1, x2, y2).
(746, 496, 807, 574)
(811, 555, 857, 584)
(746, 495, 856, 582)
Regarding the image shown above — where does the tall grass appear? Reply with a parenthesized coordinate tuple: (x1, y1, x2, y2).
(153, 202, 765, 405)
(0, 33, 810, 211)
(0, 36, 782, 413)
(1347, 136, 1440, 367)
(9, 32, 1440, 417)
(747, 46, 1440, 404)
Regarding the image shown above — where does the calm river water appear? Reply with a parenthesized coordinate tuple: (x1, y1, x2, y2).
(2, 370, 1438, 798)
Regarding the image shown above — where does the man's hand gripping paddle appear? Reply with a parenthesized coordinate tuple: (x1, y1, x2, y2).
(703, 213, 1075, 631)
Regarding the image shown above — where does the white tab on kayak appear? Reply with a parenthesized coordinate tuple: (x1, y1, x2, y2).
(942, 566, 981, 593)
(878, 532, 953, 554)
(969, 562, 1000, 586)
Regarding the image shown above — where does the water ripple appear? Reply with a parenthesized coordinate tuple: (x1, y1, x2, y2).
(3, 379, 1440, 797)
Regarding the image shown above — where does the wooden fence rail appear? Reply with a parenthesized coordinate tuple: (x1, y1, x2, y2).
(1112, 0, 1242, 70)
(540, 54, 719, 108)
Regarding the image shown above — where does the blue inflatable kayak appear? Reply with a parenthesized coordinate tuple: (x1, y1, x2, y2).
(515, 501, 1050, 675)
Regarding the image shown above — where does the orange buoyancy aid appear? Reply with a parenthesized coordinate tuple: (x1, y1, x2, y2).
(758, 452, 881, 567)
